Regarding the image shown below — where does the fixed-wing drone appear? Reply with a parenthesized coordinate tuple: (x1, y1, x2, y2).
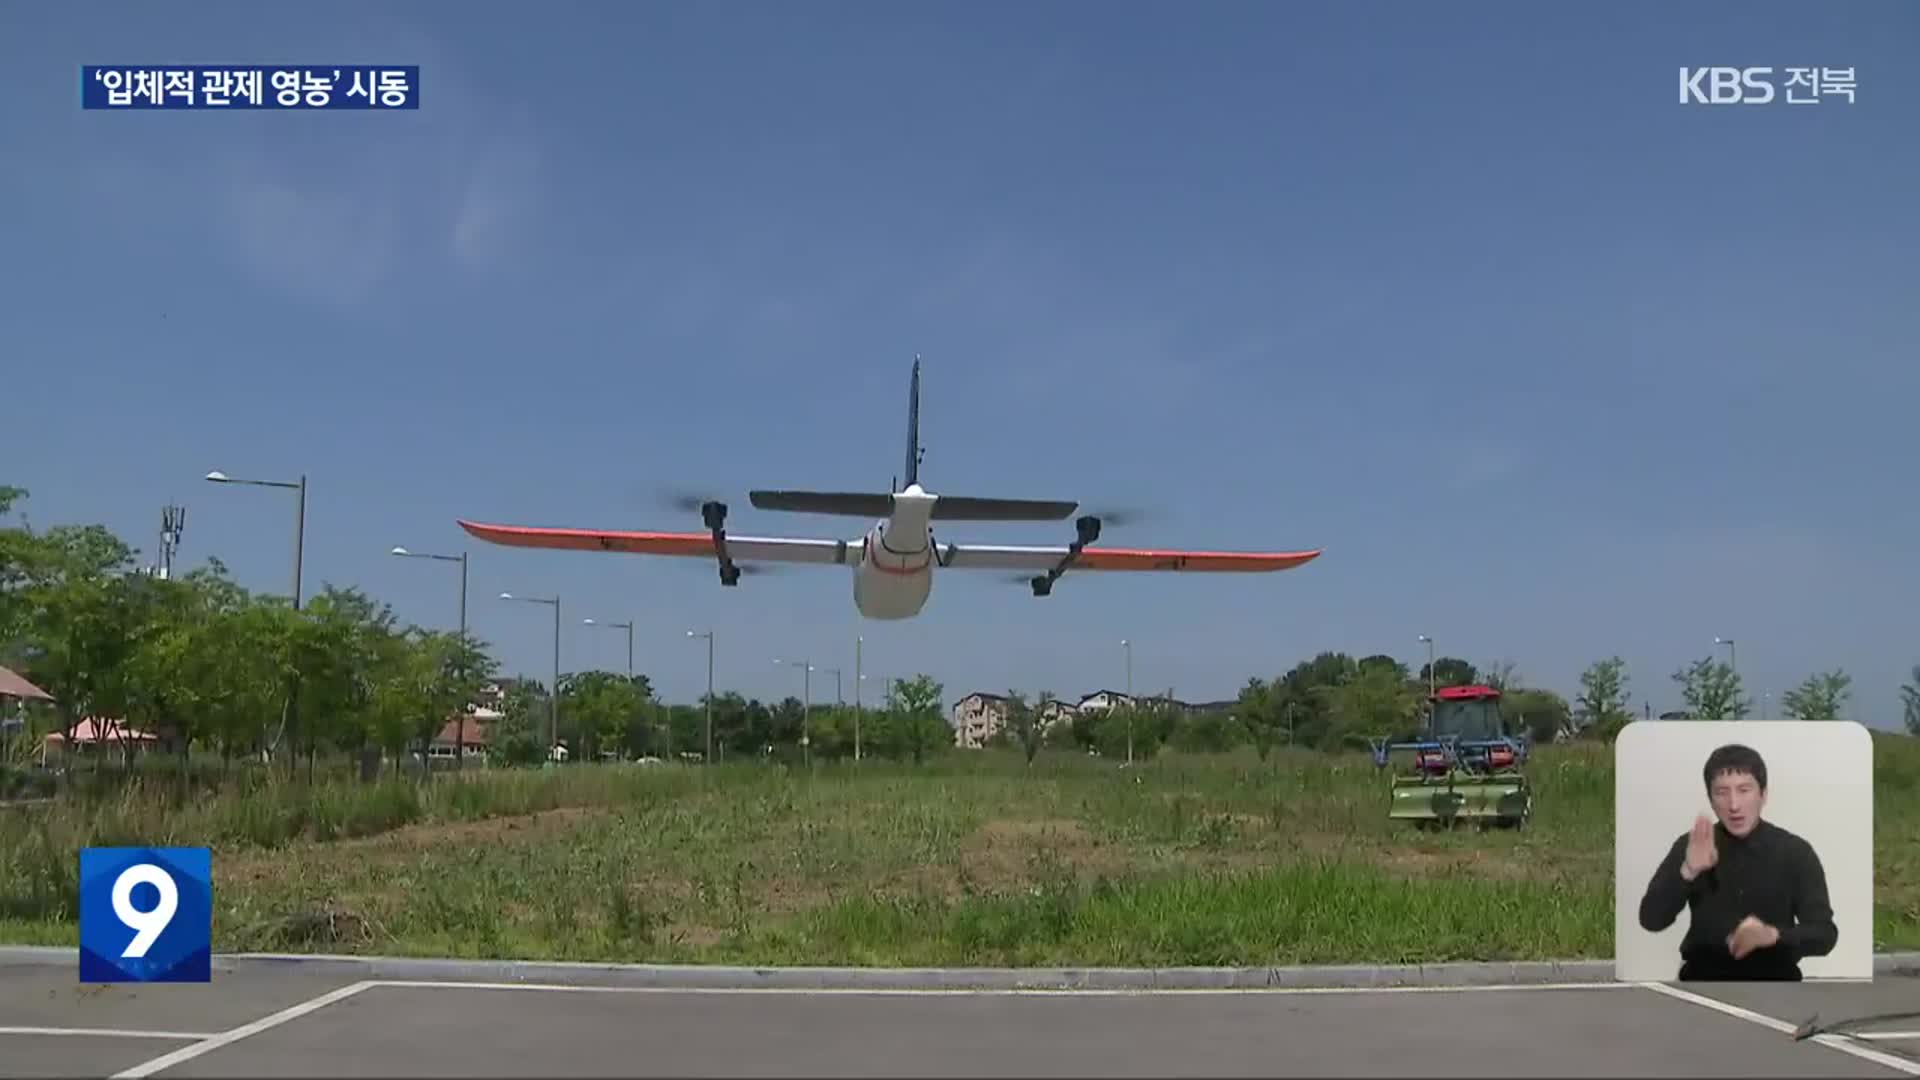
(457, 361, 1322, 620)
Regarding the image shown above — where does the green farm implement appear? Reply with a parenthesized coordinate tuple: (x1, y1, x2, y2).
(1369, 684, 1532, 828)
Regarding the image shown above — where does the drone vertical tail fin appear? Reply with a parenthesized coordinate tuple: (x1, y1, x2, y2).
(903, 357, 921, 490)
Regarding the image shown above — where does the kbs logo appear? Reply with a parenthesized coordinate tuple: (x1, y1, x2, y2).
(78, 847, 212, 983)
(1680, 67, 1857, 105)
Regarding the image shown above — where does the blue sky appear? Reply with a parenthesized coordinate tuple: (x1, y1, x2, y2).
(2, 2, 1915, 727)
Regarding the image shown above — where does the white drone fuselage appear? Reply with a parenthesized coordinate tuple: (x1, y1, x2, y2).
(850, 484, 937, 620)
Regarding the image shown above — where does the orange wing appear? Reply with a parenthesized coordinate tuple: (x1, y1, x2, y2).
(938, 541, 1321, 573)
(456, 521, 853, 565)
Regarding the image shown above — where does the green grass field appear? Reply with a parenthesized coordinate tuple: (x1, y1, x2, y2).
(3, 735, 1915, 967)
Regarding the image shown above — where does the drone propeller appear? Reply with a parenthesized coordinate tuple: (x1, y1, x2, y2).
(650, 486, 730, 515)
(1080, 504, 1156, 528)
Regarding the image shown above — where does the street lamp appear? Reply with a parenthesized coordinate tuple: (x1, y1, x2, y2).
(687, 630, 714, 763)
(776, 658, 813, 766)
(206, 470, 306, 608)
(390, 547, 468, 633)
(583, 618, 634, 677)
(210, 468, 307, 776)
(392, 546, 470, 768)
(854, 635, 863, 763)
(503, 593, 561, 762)
(1714, 636, 1737, 673)
(1418, 635, 1435, 699)
(1121, 638, 1133, 765)
(583, 618, 636, 762)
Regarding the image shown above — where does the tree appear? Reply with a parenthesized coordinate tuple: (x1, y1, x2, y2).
(1324, 663, 1420, 749)
(287, 586, 398, 776)
(1420, 657, 1479, 690)
(1483, 660, 1521, 693)
(1170, 707, 1246, 754)
(1576, 656, 1632, 738)
(1005, 690, 1043, 765)
(1234, 677, 1283, 760)
(1503, 687, 1572, 744)
(119, 568, 237, 771)
(559, 669, 647, 762)
(1275, 651, 1359, 749)
(1673, 657, 1748, 720)
(768, 696, 805, 751)
(19, 539, 145, 767)
(1357, 654, 1408, 681)
(489, 679, 550, 766)
(1902, 665, 1920, 737)
(1780, 669, 1850, 722)
(890, 674, 946, 764)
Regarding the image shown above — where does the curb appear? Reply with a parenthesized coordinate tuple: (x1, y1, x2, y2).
(3, 947, 1916, 989)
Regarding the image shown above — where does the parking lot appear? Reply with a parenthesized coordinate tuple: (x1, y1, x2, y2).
(4, 954, 1918, 1078)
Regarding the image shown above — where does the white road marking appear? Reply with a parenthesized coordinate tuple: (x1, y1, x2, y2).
(1638, 982, 1920, 1077)
(0, 1026, 216, 1040)
(1855, 1033, 1920, 1042)
(109, 980, 377, 1079)
(364, 978, 1636, 996)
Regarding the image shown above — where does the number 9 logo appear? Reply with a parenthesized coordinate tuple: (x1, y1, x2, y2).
(111, 862, 178, 959)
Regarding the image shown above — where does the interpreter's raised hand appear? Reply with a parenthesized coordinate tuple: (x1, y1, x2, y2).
(1681, 813, 1718, 881)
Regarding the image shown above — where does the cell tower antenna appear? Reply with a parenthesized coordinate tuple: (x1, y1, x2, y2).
(158, 504, 186, 580)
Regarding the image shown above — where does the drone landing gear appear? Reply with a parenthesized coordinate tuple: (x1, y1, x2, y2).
(702, 501, 741, 586)
(1030, 515, 1101, 597)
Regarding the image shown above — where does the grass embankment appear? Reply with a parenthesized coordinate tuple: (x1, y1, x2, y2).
(3, 736, 1915, 967)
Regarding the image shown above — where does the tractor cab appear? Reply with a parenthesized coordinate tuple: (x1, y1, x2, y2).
(1429, 684, 1506, 741)
(1420, 684, 1519, 770)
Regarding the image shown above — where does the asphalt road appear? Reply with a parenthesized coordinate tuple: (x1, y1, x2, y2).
(4, 965, 1918, 1078)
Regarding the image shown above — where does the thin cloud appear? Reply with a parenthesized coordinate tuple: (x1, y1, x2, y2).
(219, 176, 400, 308)
(450, 110, 542, 272)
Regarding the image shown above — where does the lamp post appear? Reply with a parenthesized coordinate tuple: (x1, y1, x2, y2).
(1121, 638, 1133, 766)
(206, 470, 305, 608)
(209, 469, 306, 775)
(392, 546, 470, 768)
(503, 593, 560, 762)
(583, 618, 635, 762)
(1714, 636, 1737, 674)
(854, 635, 863, 763)
(1418, 634, 1435, 700)
(776, 658, 812, 766)
(583, 619, 634, 677)
(687, 630, 714, 763)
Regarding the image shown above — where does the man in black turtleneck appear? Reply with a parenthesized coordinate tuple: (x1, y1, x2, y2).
(1637, 743, 1837, 981)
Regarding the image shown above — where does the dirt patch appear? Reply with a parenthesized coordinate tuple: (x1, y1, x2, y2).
(1371, 847, 1540, 883)
(357, 805, 606, 852)
(220, 806, 612, 883)
(756, 874, 840, 918)
(871, 817, 1141, 901)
